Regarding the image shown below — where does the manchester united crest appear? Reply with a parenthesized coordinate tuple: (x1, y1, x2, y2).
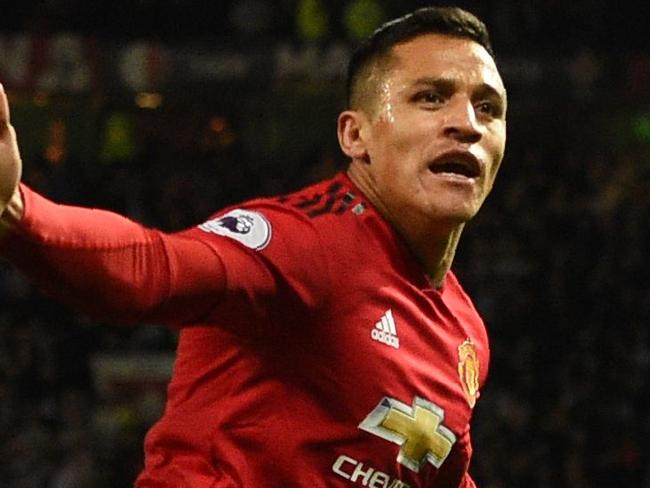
(457, 339, 480, 408)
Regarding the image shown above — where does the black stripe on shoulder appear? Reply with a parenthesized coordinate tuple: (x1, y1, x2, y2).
(276, 182, 360, 219)
(306, 182, 342, 217)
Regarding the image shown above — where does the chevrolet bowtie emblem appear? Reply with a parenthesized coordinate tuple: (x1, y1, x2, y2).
(359, 396, 456, 472)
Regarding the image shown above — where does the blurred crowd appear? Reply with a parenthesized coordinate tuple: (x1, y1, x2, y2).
(0, 1, 649, 487)
(0, 0, 646, 54)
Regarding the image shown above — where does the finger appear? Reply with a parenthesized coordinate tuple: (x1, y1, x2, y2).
(0, 83, 10, 128)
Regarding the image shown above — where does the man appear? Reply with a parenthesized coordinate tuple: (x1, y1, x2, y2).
(0, 6, 506, 488)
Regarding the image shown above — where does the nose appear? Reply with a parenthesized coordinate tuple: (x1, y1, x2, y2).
(442, 97, 482, 144)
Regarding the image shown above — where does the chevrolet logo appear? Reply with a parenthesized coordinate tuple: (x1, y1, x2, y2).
(359, 396, 456, 472)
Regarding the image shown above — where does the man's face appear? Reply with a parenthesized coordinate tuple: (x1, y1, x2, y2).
(355, 34, 507, 230)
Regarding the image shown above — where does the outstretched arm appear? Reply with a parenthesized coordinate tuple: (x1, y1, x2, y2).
(1, 187, 229, 324)
(0, 86, 326, 327)
(0, 84, 227, 325)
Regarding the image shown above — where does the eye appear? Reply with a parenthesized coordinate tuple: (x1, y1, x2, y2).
(475, 100, 502, 118)
(413, 91, 446, 107)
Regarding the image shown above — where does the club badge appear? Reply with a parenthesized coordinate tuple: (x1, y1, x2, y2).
(457, 339, 480, 408)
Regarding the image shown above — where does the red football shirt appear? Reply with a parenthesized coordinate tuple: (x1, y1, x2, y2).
(3, 172, 489, 487)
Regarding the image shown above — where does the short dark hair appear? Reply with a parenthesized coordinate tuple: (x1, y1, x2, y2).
(347, 6, 494, 111)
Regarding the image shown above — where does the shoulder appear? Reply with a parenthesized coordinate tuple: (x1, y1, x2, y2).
(197, 172, 369, 250)
(185, 173, 371, 306)
(273, 174, 363, 221)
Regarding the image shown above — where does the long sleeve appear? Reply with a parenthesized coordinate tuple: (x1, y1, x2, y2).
(0, 184, 227, 325)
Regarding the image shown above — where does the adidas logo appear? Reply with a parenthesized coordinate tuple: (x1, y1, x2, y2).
(371, 309, 400, 349)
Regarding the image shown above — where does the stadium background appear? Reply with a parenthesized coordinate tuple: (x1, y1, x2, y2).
(0, 0, 649, 486)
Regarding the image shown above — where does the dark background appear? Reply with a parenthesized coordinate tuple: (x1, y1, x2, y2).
(1, 1, 650, 486)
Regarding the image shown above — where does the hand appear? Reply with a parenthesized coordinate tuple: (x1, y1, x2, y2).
(0, 84, 22, 218)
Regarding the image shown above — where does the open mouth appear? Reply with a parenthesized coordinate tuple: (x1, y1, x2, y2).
(428, 152, 481, 179)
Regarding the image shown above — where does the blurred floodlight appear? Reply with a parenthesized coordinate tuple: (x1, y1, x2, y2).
(296, 0, 329, 41)
(633, 115, 650, 142)
(343, 0, 385, 40)
(135, 92, 163, 110)
(99, 112, 136, 162)
(210, 116, 227, 133)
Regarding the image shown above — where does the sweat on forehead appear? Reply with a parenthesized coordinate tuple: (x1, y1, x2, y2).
(348, 50, 399, 116)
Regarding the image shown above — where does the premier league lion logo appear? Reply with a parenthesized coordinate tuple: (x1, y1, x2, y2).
(217, 215, 255, 234)
(198, 209, 272, 251)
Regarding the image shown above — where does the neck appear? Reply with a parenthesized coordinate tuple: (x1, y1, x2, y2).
(413, 225, 463, 288)
(347, 162, 465, 288)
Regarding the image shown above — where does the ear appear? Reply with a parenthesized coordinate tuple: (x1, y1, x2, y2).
(337, 110, 370, 162)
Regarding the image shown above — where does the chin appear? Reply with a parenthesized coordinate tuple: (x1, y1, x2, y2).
(425, 200, 480, 224)
(445, 212, 476, 226)
(418, 210, 475, 231)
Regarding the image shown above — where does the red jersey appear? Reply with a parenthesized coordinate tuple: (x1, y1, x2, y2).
(3, 172, 489, 487)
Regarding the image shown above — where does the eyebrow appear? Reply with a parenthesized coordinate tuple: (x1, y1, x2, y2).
(411, 77, 507, 106)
